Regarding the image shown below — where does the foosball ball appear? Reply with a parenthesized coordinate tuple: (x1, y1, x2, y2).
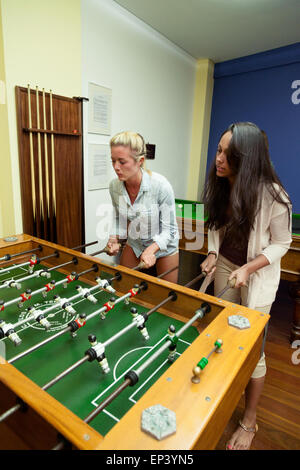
(0, 235, 269, 450)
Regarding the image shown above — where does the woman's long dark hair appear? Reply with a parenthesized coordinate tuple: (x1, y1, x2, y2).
(203, 122, 291, 247)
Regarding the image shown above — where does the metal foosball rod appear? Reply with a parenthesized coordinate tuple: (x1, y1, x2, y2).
(6, 274, 145, 364)
(215, 277, 236, 298)
(39, 271, 187, 392)
(0, 265, 106, 347)
(0, 270, 216, 430)
(0, 253, 60, 291)
(0, 278, 146, 422)
(191, 339, 223, 383)
(83, 302, 211, 426)
(0, 259, 97, 312)
(11, 279, 110, 332)
(50, 274, 213, 448)
(0, 240, 97, 279)
(5, 276, 111, 338)
(131, 263, 179, 280)
(6, 268, 210, 365)
(10, 268, 200, 355)
(157, 265, 179, 279)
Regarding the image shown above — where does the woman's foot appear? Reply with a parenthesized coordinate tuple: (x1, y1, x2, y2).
(226, 419, 258, 450)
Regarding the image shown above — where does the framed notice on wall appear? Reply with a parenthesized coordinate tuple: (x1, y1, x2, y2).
(88, 143, 110, 190)
(88, 82, 112, 135)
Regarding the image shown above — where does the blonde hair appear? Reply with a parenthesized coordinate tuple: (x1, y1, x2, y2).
(110, 131, 147, 169)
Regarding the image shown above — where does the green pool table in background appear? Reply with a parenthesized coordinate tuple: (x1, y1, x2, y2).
(175, 198, 300, 236)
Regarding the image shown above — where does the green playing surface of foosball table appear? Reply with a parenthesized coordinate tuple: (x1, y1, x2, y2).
(0, 263, 198, 437)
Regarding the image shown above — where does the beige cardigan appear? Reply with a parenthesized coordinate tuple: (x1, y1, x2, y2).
(200, 185, 292, 308)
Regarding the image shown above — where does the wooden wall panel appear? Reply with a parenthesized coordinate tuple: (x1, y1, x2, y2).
(15, 86, 84, 249)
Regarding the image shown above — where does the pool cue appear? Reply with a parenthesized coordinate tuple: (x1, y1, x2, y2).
(42, 88, 51, 239)
(83, 302, 211, 425)
(27, 85, 37, 235)
(49, 89, 57, 242)
(36, 86, 44, 238)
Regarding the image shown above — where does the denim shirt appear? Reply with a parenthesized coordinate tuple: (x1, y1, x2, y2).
(109, 170, 179, 258)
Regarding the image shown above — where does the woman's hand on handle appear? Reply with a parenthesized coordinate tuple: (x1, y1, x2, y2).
(201, 252, 217, 276)
(228, 266, 249, 288)
(105, 238, 121, 256)
(140, 243, 159, 269)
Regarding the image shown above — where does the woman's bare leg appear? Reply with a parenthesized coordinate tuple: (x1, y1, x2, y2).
(119, 244, 139, 268)
(226, 376, 265, 450)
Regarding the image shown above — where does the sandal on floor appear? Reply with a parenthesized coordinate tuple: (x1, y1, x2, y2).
(226, 421, 258, 450)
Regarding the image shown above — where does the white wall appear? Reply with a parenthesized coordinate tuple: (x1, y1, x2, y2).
(1, 0, 82, 234)
(81, 0, 196, 259)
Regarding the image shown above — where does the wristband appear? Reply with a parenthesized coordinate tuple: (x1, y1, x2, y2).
(208, 251, 217, 258)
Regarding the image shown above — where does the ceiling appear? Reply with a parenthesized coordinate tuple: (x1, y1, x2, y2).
(113, 0, 300, 62)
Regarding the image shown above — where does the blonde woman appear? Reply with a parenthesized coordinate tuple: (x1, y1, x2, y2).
(105, 131, 179, 283)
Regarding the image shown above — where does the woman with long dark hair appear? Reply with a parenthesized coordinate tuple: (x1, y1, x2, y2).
(200, 122, 292, 450)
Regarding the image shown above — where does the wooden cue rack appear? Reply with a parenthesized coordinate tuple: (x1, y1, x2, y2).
(15, 86, 85, 249)
(0, 235, 269, 450)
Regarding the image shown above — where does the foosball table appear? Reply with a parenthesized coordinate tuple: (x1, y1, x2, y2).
(0, 235, 269, 450)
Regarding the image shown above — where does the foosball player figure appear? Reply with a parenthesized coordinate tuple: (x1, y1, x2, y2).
(102, 297, 116, 320)
(52, 295, 76, 315)
(2, 279, 21, 290)
(68, 313, 87, 338)
(42, 280, 56, 298)
(166, 325, 178, 362)
(18, 289, 32, 308)
(124, 284, 140, 305)
(0, 319, 22, 346)
(38, 269, 51, 279)
(86, 334, 110, 374)
(130, 307, 149, 340)
(28, 254, 39, 274)
(95, 276, 116, 294)
(62, 301, 76, 315)
(27, 305, 51, 330)
(63, 272, 79, 288)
